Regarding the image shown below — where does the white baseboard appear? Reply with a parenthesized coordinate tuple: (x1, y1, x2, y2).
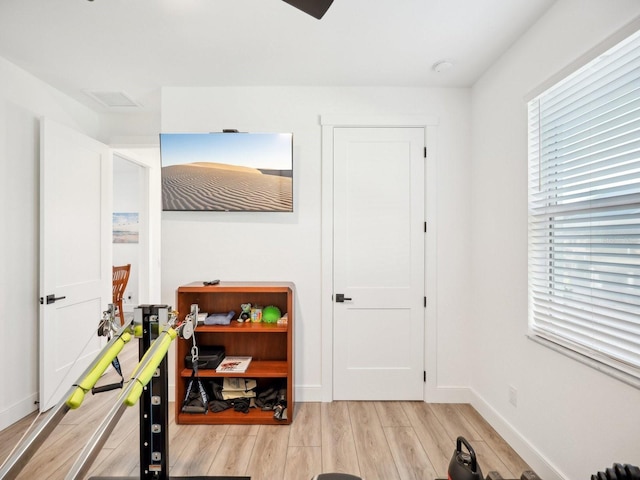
(295, 384, 323, 402)
(0, 393, 38, 432)
(469, 389, 566, 480)
(425, 385, 472, 403)
(300, 385, 473, 404)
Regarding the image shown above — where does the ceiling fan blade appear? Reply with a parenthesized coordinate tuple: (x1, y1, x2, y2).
(281, 0, 334, 19)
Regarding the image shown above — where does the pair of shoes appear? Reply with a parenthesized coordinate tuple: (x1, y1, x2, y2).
(208, 400, 231, 413)
(273, 404, 287, 420)
(273, 387, 287, 420)
(231, 397, 250, 413)
(255, 387, 278, 410)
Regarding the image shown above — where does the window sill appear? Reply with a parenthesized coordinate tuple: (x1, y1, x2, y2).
(527, 334, 640, 390)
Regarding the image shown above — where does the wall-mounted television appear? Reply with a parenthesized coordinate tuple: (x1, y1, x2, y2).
(160, 132, 293, 212)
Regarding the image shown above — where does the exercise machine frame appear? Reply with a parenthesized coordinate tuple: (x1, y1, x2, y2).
(87, 304, 223, 480)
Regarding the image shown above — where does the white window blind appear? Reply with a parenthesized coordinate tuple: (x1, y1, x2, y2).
(528, 29, 640, 382)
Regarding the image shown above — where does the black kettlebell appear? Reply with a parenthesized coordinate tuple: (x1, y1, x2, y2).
(447, 436, 483, 480)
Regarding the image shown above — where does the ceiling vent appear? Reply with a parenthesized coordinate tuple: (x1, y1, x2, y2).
(84, 90, 140, 108)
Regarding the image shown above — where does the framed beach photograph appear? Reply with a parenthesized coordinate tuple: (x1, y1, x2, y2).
(113, 212, 139, 243)
(160, 132, 293, 212)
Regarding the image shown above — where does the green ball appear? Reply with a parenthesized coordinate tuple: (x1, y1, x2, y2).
(262, 305, 281, 323)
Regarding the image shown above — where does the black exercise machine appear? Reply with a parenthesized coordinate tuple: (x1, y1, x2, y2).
(0, 304, 240, 480)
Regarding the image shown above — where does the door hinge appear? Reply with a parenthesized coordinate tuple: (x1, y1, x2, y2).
(424, 221, 427, 233)
(424, 296, 427, 307)
(424, 146, 427, 158)
(423, 371, 426, 382)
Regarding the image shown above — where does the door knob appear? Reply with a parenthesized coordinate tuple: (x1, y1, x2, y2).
(335, 293, 352, 303)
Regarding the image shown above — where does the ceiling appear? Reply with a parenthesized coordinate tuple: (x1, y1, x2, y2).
(0, 0, 556, 113)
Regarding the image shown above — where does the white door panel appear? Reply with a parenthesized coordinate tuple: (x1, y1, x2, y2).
(40, 118, 111, 411)
(333, 127, 425, 400)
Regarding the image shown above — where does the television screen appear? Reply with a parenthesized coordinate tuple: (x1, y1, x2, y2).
(160, 132, 293, 212)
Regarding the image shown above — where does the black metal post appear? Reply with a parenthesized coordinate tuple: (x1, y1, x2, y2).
(138, 305, 170, 480)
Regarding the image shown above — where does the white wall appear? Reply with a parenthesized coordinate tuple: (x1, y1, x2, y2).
(161, 86, 472, 401)
(0, 56, 101, 430)
(469, 1, 640, 478)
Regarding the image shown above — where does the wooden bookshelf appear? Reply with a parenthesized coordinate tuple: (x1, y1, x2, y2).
(174, 282, 294, 425)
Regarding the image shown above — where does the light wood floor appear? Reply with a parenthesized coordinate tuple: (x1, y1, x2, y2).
(0, 346, 529, 480)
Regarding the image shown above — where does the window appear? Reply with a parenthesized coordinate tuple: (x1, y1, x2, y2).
(527, 30, 640, 383)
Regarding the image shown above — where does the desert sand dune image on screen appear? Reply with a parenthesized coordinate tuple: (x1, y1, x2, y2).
(162, 162, 293, 211)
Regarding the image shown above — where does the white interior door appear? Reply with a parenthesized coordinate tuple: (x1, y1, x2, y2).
(333, 127, 425, 400)
(39, 118, 112, 411)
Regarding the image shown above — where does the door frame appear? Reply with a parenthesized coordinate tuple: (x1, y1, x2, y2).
(110, 144, 162, 305)
(320, 115, 439, 402)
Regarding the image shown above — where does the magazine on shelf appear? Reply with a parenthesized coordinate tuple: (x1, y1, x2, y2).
(215, 356, 252, 373)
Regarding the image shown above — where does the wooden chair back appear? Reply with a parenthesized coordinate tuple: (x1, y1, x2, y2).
(112, 264, 131, 325)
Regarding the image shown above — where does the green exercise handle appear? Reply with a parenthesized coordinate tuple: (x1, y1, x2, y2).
(124, 328, 177, 407)
(133, 323, 143, 338)
(66, 331, 132, 409)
